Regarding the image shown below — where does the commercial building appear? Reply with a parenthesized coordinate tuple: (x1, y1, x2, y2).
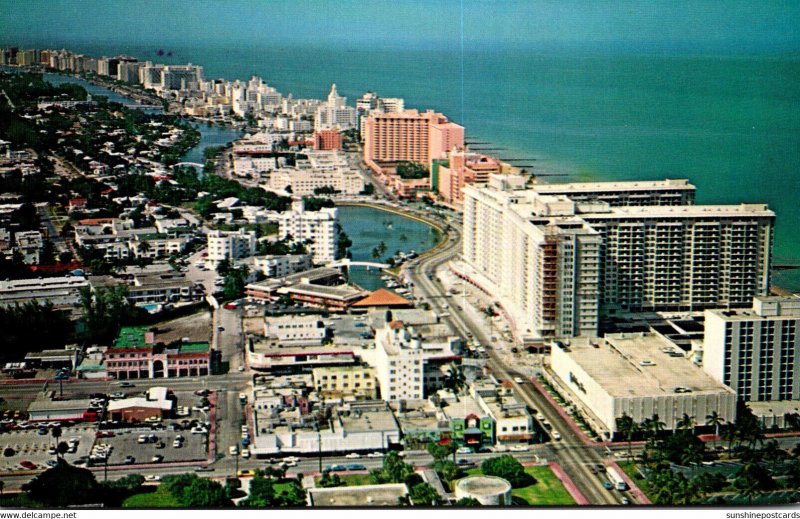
(14, 231, 44, 264)
(363, 109, 464, 174)
(360, 320, 459, 401)
(461, 175, 775, 340)
(312, 365, 378, 400)
(275, 200, 338, 264)
(265, 166, 364, 196)
(104, 326, 211, 380)
(307, 484, 408, 507)
(251, 400, 400, 455)
(28, 398, 92, 422)
(249, 254, 312, 278)
(549, 333, 737, 437)
(245, 267, 367, 310)
(313, 129, 342, 151)
(704, 296, 800, 402)
(107, 387, 175, 422)
(435, 149, 503, 210)
(0, 275, 89, 308)
(206, 228, 257, 267)
(264, 314, 328, 344)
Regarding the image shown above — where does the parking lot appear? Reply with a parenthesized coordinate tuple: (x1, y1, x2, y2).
(0, 424, 95, 472)
(92, 421, 208, 466)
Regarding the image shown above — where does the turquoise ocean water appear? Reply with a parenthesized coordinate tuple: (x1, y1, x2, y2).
(18, 41, 800, 290)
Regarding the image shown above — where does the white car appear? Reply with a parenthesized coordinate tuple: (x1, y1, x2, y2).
(345, 453, 361, 459)
(173, 439, 182, 448)
(284, 459, 297, 467)
(144, 475, 161, 482)
(513, 376, 525, 384)
(229, 445, 238, 456)
(510, 444, 529, 452)
(366, 452, 383, 458)
(552, 431, 562, 441)
(456, 447, 472, 454)
(241, 449, 250, 459)
(191, 427, 208, 435)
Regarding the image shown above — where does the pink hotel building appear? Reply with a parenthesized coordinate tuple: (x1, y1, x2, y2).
(363, 109, 464, 180)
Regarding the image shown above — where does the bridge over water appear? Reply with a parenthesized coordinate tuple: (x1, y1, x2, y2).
(326, 258, 390, 270)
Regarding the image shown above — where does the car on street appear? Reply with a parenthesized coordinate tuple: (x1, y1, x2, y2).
(229, 445, 238, 456)
(456, 447, 472, 454)
(366, 451, 383, 458)
(551, 431, 562, 441)
(194, 466, 215, 472)
(145, 475, 161, 482)
(346, 463, 366, 471)
(124, 456, 136, 464)
(151, 455, 164, 463)
(326, 464, 346, 472)
(117, 382, 134, 388)
(621, 497, 630, 505)
(603, 481, 614, 490)
(456, 459, 476, 468)
(237, 469, 254, 477)
(510, 444, 529, 452)
(513, 376, 525, 384)
(345, 453, 361, 459)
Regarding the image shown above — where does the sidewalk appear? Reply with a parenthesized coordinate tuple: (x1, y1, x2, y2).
(548, 461, 590, 505)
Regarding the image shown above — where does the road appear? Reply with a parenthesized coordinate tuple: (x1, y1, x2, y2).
(404, 219, 625, 505)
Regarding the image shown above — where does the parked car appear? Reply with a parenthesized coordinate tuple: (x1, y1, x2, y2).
(456, 447, 473, 454)
(151, 455, 164, 463)
(124, 456, 136, 464)
(345, 453, 362, 459)
(229, 446, 238, 456)
(145, 475, 161, 482)
(19, 460, 37, 469)
(346, 463, 366, 471)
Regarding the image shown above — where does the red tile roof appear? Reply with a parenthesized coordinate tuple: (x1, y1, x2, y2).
(352, 288, 412, 308)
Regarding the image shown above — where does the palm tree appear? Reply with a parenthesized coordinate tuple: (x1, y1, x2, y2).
(680, 442, 704, 467)
(721, 422, 737, 455)
(677, 413, 696, 435)
(761, 440, 786, 472)
(616, 413, 638, 460)
(444, 365, 466, 396)
(706, 411, 724, 438)
(51, 426, 62, 460)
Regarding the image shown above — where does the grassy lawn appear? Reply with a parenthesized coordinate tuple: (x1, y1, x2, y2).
(618, 461, 653, 498)
(314, 473, 372, 487)
(122, 486, 182, 508)
(456, 466, 575, 506)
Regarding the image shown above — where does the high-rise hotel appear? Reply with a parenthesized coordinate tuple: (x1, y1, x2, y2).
(461, 175, 774, 341)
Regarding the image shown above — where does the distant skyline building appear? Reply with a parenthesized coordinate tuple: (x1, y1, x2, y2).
(315, 83, 357, 131)
(362, 109, 464, 174)
(206, 228, 257, 267)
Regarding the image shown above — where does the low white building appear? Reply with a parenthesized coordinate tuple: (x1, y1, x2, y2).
(251, 402, 400, 455)
(0, 276, 89, 308)
(275, 200, 338, 264)
(250, 254, 312, 278)
(263, 314, 328, 344)
(360, 320, 459, 402)
(550, 333, 737, 438)
(206, 228, 256, 267)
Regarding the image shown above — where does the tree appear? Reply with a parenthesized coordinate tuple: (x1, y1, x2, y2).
(692, 472, 727, 494)
(761, 440, 787, 472)
(51, 426, 62, 459)
(480, 455, 533, 488)
(318, 470, 342, 488)
(408, 482, 440, 505)
(240, 474, 275, 506)
(721, 422, 737, 455)
(427, 442, 451, 464)
(22, 461, 100, 507)
(454, 497, 481, 506)
(677, 413, 696, 434)
(216, 258, 231, 276)
(615, 413, 638, 460)
(444, 365, 466, 395)
(162, 473, 230, 507)
(706, 411, 724, 438)
(369, 451, 416, 485)
(395, 162, 428, 180)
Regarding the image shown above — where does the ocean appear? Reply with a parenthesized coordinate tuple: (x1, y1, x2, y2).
(20, 41, 800, 290)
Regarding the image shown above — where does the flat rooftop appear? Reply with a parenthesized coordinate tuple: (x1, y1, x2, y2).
(559, 333, 735, 397)
(583, 203, 774, 219)
(530, 178, 695, 193)
(308, 483, 408, 506)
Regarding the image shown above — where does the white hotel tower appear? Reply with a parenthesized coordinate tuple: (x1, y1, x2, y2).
(462, 175, 774, 341)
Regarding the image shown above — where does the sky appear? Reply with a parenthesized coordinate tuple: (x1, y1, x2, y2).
(1, 0, 799, 54)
